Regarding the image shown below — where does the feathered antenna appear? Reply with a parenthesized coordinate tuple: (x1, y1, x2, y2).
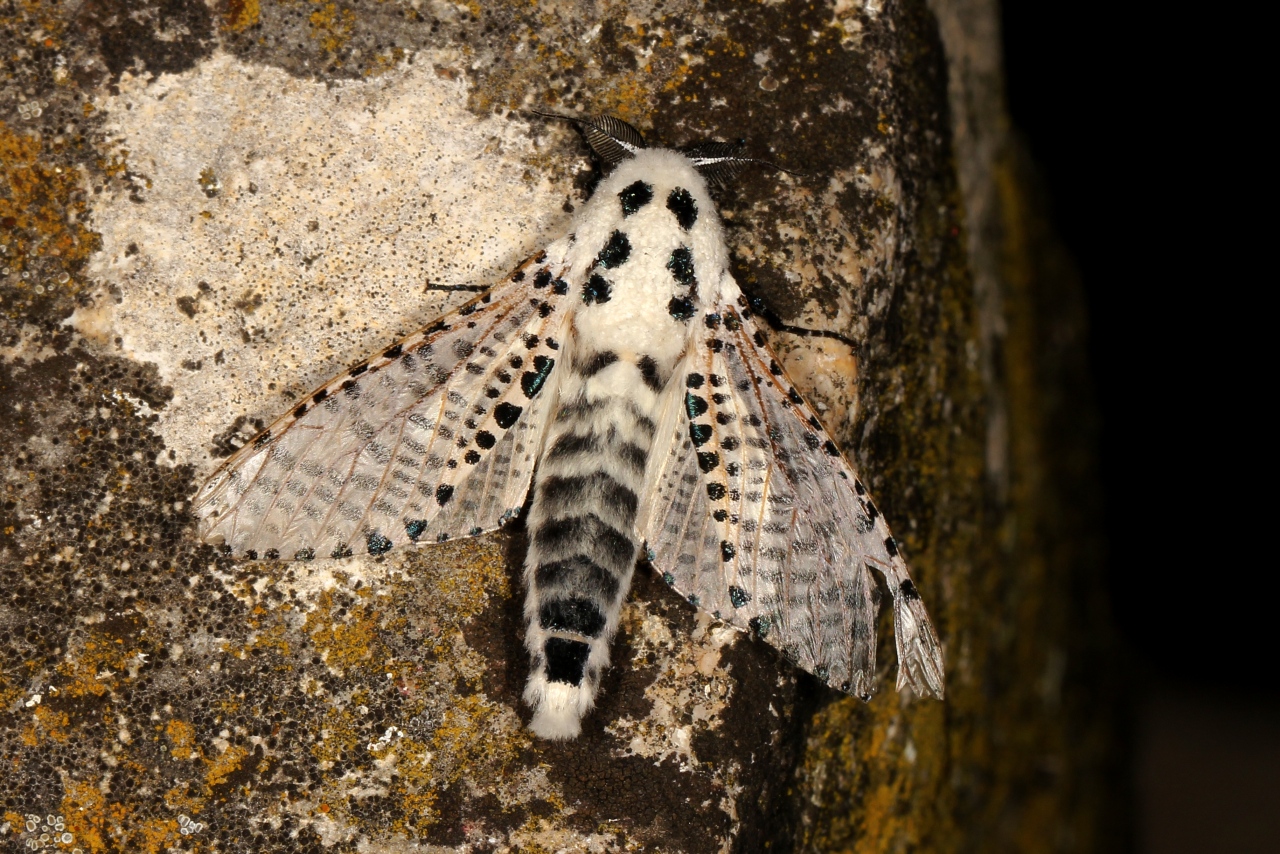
(529, 110, 797, 186)
(528, 110, 648, 166)
(681, 140, 798, 187)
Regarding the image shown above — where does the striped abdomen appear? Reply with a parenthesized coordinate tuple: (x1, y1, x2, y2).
(521, 349, 668, 739)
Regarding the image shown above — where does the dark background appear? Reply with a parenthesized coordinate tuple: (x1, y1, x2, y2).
(1000, 5, 1276, 852)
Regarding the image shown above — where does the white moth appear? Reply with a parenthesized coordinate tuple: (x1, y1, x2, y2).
(195, 115, 945, 740)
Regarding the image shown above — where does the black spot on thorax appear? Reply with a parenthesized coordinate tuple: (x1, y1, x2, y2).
(667, 187, 698, 229)
(595, 231, 631, 269)
(582, 274, 612, 305)
(619, 180, 654, 216)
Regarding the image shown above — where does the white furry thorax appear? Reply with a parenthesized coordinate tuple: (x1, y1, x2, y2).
(563, 150, 730, 364)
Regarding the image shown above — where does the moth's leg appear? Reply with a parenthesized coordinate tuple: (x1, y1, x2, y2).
(742, 295, 857, 350)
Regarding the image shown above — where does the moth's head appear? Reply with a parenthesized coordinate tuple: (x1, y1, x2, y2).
(530, 111, 782, 188)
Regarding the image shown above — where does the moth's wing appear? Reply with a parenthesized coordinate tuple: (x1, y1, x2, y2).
(195, 242, 573, 560)
(638, 294, 944, 700)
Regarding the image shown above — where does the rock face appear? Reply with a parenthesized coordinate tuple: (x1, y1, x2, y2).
(0, 1, 1120, 852)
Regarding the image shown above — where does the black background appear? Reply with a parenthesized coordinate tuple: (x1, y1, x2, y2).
(1000, 4, 1254, 688)
(1000, 5, 1275, 852)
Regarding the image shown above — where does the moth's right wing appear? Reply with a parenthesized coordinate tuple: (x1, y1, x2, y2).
(195, 241, 573, 560)
(638, 295, 944, 701)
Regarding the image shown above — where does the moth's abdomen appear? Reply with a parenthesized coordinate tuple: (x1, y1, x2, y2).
(521, 354, 667, 739)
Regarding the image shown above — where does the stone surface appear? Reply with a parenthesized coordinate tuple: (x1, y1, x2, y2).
(0, 0, 1120, 852)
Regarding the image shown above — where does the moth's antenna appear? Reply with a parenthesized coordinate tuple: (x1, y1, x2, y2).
(529, 110, 648, 167)
(529, 110, 799, 186)
(682, 140, 801, 187)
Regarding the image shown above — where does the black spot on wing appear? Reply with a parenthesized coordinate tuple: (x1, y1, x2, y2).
(367, 531, 393, 556)
(494, 402, 523, 429)
(521, 356, 555, 399)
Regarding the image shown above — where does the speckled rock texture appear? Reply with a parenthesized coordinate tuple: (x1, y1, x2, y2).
(1, 1, 1121, 852)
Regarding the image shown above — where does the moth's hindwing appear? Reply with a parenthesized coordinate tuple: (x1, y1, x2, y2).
(638, 300, 945, 700)
(195, 240, 572, 560)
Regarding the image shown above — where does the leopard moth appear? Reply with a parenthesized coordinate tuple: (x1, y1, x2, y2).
(195, 114, 945, 740)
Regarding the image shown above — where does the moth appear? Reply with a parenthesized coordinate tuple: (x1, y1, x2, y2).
(195, 114, 945, 740)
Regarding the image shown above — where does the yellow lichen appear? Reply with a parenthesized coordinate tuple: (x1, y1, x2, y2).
(30, 703, 72, 744)
(59, 779, 180, 854)
(165, 719, 199, 760)
(0, 0, 67, 47)
(162, 781, 206, 819)
(0, 122, 101, 295)
(364, 46, 407, 77)
(56, 633, 138, 699)
(222, 0, 261, 33)
(206, 743, 249, 790)
(308, 1, 356, 61)
(304, 588, 388, 673)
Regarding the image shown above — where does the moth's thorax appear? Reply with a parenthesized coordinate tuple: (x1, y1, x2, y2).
(564, 150, 729, 371)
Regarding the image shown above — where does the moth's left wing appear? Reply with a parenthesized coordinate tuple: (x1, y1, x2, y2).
(638, 293, 944, 700)
(196, 243, 572, 560)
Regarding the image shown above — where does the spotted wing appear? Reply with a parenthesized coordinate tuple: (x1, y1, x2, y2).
(195, 242, 572, 560)
(638, 301, 945, 700)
